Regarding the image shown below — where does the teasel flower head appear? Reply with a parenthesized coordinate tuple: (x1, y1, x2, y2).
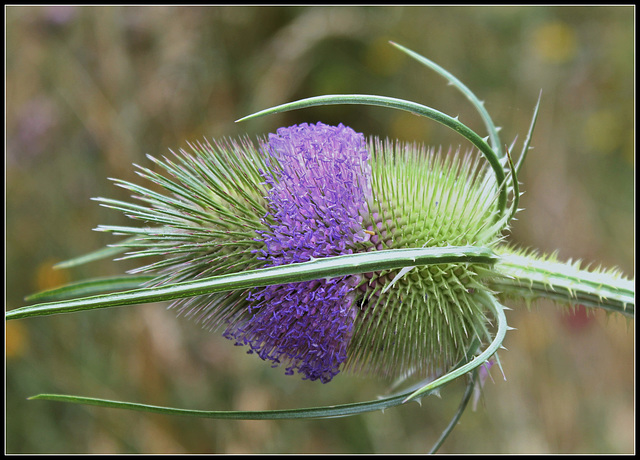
(96, 116, 506, 383)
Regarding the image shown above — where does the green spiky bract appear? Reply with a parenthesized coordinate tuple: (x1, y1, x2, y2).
(6, 41, 634, 453)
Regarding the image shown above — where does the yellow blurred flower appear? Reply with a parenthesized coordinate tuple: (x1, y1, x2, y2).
(532, 21, 577, 63)
(6, 321, 28, 359)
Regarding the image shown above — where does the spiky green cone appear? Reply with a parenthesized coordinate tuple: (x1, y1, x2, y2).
(347, 139, 505, 378)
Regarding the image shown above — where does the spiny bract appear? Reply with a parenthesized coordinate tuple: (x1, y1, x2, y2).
(97, 122, 506, 383)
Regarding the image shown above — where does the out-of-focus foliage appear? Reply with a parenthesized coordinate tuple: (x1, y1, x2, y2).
(6, 5, 634, 454)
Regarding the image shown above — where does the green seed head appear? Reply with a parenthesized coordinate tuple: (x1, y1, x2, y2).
(346, 138, 505, 378)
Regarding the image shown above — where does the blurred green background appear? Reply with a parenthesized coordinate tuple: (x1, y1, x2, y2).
(5, 5, 634, 454)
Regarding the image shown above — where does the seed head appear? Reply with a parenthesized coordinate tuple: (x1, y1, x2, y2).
(99, 122, 504, 382)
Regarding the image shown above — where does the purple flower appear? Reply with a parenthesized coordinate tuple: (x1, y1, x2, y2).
(473, 360, 496, 410)
(223, 122, 372, 382)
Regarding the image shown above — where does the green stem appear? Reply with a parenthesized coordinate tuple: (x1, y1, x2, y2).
(491, 250, 634, 317)
(429, 372, 477, 454)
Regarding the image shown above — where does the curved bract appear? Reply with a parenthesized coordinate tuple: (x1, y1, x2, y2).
(237, 93, 510, 224)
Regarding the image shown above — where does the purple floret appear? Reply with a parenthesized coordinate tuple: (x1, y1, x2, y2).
(223, 122, 371, 382)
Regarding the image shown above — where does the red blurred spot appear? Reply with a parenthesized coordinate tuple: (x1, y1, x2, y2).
(561, 304, 594, 331)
